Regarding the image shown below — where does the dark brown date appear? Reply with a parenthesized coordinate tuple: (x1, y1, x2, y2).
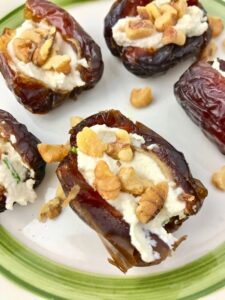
(104, 0, 211, 76)
(57, 110, 207, 272)
(0, 109, 46, 212)
(0, 0, 103, 114)
(174, 60, 225, 154)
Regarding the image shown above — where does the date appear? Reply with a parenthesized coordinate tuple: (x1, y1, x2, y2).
(174, 60, 225, 154)
(57, 110, 207, 272)
(0, 0, 103, 114)
(104, 0, 211, 76)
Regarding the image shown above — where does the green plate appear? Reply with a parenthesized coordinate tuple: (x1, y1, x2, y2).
(1, 0, 225, 299)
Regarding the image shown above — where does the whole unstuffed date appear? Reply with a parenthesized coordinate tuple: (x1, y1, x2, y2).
(104, 0, 211, 76)
(0, 0, 103, 114)
(0, 109, 46, 212)
(57, 110, 207, 272)
(174, 60, 225, 154)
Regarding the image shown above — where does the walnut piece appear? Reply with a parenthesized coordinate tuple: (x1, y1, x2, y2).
(162, 27, 186, 46)
(116, 129, 131, 144)
(77, 127, 107, 157)
(155, 12, 176, 32)
(125, 19, 154, 40)
(32, 27, 56, 67)
(172, 0, 187, 18)
(118, 167, 145, 196)
(208, 16, 224, 38)
(94, 160, 121, 200)
(145, 3, 161, 20)
(38, 197, 62, 222)
(159, 4, 178, 17)
(130, 87, 153, 108)
(137, 6, 151, 20)
(106, 142, 133, 162)
(178, 193, 195, 202)
(43, 55, 71, 74)
(200, 41, 217, 61)
(13, 38, 36, 63)
(20, 29, 45, 44)
(136, 182, 168, 224)
(212, 166, 225, 191)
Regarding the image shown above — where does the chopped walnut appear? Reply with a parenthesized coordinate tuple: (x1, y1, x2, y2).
(136, 182, 168, 224)
(130, 87, 153, 108)
(155, 12, 176, 32)
(178, 193, 195, 202)
(159, 4, 178, 17)
(137, 6, 151, 20)
(172, 0, 187, 18)
(13, 38, 36, 63)
(116, 129, 131, 144)
(106, 143, 133, 162)
(200, 41, 217, 61)
(43, 55, 71, 74)
(94, 160, 121, 200)
(162, 27, 186, 46)
(38, 197, 62, 222)
(118, 167, 144, 196)
(77, 127, 107, 157)
(145, 3, 161, 20)
(20, 28, 45, 44)
(125, 19, 154, 40)
(212, 166, 225, 191)
(208, 16, 224, 38)
(32, 27, 56, 67)
(70, 116, 83, 128)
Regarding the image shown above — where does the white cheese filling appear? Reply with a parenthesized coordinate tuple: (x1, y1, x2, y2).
(212, 58, 225, 77)
(0, 140, 37, 210)
(7, 20, 88, 91)
(112, 1, 208, 50)
(77, 124, 186, 263)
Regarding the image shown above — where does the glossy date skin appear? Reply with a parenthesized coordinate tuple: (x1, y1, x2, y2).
(104, 0, 211, 76)
(0, 0, 103, 114)
(0, 110, 46, 212)
(57, 110, 207, 272)
(174, 60, 225, 154)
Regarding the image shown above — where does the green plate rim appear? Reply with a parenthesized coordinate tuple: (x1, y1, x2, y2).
(1, 0, 225, 299)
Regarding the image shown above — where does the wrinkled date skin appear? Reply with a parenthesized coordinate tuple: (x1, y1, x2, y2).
(0, 0, 103, 114)
(104, 0, 211, 76)
(0, 109, 46, 212)
(174, 60, 225, 154)
(57, 110, 207, 272)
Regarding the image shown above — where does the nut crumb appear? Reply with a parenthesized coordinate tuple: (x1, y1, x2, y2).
(94, 160, 121, 200)
(38, 197, 62, 222)
(208, 16, 224, 38)
(125, 19, 154, 40)
(130, 87, 153, 108)
(118, 167, 145, 196)
(77, 127, 107, 157)
(136, 182, 168, 224)
(212, 166, 225, 191)
(200, 41, 217, 61)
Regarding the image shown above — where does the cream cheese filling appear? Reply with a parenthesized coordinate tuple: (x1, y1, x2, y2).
(77, 124, 186, 263)
(112, 1, 208, 50)
(0, 140, 37, 210)
(212, 58, 225, 78)
(7, 20, 88, 91)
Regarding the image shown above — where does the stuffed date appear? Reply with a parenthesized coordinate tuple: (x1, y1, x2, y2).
(57, 110, 207, 272)
(0, 109, 46, 212)
(174, 59, 225, 154)
(104, 0, 211, 76)
(0, 0, 103, 114)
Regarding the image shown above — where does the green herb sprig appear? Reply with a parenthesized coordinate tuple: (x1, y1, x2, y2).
(3, 157, 21, 184)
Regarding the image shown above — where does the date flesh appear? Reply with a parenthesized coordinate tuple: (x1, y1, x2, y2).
(0, 0, 103, 114)
(0, 109, 46, 212)
(174, 60, 225, 154)
(104, 0, 211, 76)
(57, 110, 208, 272)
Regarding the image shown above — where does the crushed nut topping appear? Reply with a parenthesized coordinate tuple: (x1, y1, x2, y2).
(130, 87, 153, 108)
(125, 19, 154, 40)
(162, 26, 186, 46)
(13, 38, 36, 63)
(94, 160, 121, 200)
(178, 193, 195, 202)
(212, 166, 225, 191)
(155, 12, 176, 32)
(172, 0, 187, 18)
(145, 3, 161, 20)
(208, 16, 224, 38)
(200, 40, 217, 61)
(38, 197, 63, 222)
(43, 54, 71, 74)
(136, 182, 168, 224)
(77, 127, 107, 157)
(118, 167, 145, 196)
(116, 129, 131, 144)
